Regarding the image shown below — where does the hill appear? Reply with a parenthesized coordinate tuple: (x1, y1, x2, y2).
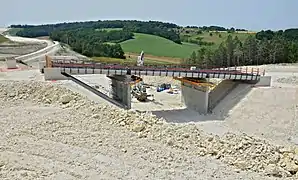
(120, 33, 201, 59)
(8, 21, 298, 67)
(179, 28, 254, 48)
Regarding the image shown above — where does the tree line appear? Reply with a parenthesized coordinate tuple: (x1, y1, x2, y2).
(11, 20, 181, 43)
(185, 25, 247, 32)
(50, 28, 134, 58)
(185, 29, 298, 67)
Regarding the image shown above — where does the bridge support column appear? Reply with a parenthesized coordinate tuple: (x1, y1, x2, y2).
(108, 75, 131, 109)
(181, 81, 210, 114)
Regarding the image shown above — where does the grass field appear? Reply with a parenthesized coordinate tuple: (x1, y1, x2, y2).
(92, 55, 179, 65)
(180, 29, 254, 48)
(197, 31, 252, 46)
(0, 35, 9, 43)
(5, 28, 23, 36)
(120, 33, 201, 59)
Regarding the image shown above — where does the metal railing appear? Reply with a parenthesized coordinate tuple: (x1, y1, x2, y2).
(50, 59, 265, 77)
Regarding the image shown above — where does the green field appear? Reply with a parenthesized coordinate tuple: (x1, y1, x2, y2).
(197, 31, 252, 46)
(92, 56, 176, 65)
(0, 35, 9, 43)
(180, 29, 254, 48)
(5, 28, 23, 36)
(120, 33, 201, 58)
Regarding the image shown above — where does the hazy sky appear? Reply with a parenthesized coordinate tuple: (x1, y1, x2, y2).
(0, 0, 296, 30)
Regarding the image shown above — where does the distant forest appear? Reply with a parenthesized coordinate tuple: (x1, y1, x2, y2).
(11, 20, 182, 58)
(10, 20, 298, 65)
(185, 29, 298, 67)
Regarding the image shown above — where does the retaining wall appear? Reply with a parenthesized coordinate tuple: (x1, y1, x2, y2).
(181, 84, 209, 114)
(208, 80, 239, 112)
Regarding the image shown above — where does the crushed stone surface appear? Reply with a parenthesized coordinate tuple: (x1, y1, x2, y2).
(276, 76, 298, 85)
(0, 80, 297, 179)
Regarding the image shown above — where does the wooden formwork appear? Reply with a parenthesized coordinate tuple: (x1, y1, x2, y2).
(45, 55, 53, 68)
(173, 77, 216, 90)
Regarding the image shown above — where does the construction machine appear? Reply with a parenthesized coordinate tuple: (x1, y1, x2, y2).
(130, 75, 153, 102)
(131, 83, 148, 101)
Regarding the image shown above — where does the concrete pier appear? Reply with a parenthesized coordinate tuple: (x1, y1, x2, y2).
(108, 75, 131, 109)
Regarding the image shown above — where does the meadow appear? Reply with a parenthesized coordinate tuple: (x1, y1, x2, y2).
(120, 33, 201, 59)
(0, 35, 9, 43)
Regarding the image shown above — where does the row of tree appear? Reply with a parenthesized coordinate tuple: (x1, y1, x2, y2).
(256, 29, 298, 41)
(12, 20, 181, 43)
(185, 29, 298, 67)
(185, 25, 247, 32)
(50, 28, 131, 58)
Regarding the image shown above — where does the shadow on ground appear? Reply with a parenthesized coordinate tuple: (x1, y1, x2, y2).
(151, 84, 253, 123)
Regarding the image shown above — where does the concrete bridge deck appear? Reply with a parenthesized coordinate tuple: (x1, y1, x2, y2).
(47, 59, 264, 81)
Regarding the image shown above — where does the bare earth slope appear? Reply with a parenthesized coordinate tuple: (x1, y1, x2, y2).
(0, 80, 297, 179)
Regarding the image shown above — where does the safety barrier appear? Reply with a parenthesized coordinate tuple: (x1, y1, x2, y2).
(45, 58, 264, 81)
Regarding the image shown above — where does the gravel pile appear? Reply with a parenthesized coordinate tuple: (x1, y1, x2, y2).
(277, 76, 298, 85)
(0, 80, 298, 179)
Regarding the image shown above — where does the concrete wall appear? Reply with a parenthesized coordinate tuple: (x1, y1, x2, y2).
(254, 76, 271, 87)
(44, 68, 68, 81)
(62, 72, 128, 109)
(109, 75, 131, 109)
(208, 80, 239, 112)
(5, 58, 17, 69)
(181, 84, 209, 114)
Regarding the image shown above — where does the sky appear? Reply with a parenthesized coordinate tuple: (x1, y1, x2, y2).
(0, 0, 297, 31)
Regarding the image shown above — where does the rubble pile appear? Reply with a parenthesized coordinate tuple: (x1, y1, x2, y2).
(277, 76, 298, 85)
(0, 80, 298, 178)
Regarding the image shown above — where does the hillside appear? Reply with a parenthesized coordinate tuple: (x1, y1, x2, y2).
(121, 33, 201, 58)
(179, 28, 254, 48)
(0, 35, 9, 43)
(8, 20, 298, 67)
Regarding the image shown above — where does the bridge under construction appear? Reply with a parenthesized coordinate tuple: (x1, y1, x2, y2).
(41, 55, 271, 114)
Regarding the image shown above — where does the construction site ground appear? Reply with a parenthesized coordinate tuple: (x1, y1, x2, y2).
(1, 29, 298, 179)
(1, 61, 298, 179)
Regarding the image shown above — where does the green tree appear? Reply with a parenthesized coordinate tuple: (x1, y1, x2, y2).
(242, 35, 258, 65)
(188, 51, 197, 64)
(225, 35, 236, 66)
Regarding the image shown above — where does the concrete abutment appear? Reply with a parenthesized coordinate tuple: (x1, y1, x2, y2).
(181, 77, 271, 114)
